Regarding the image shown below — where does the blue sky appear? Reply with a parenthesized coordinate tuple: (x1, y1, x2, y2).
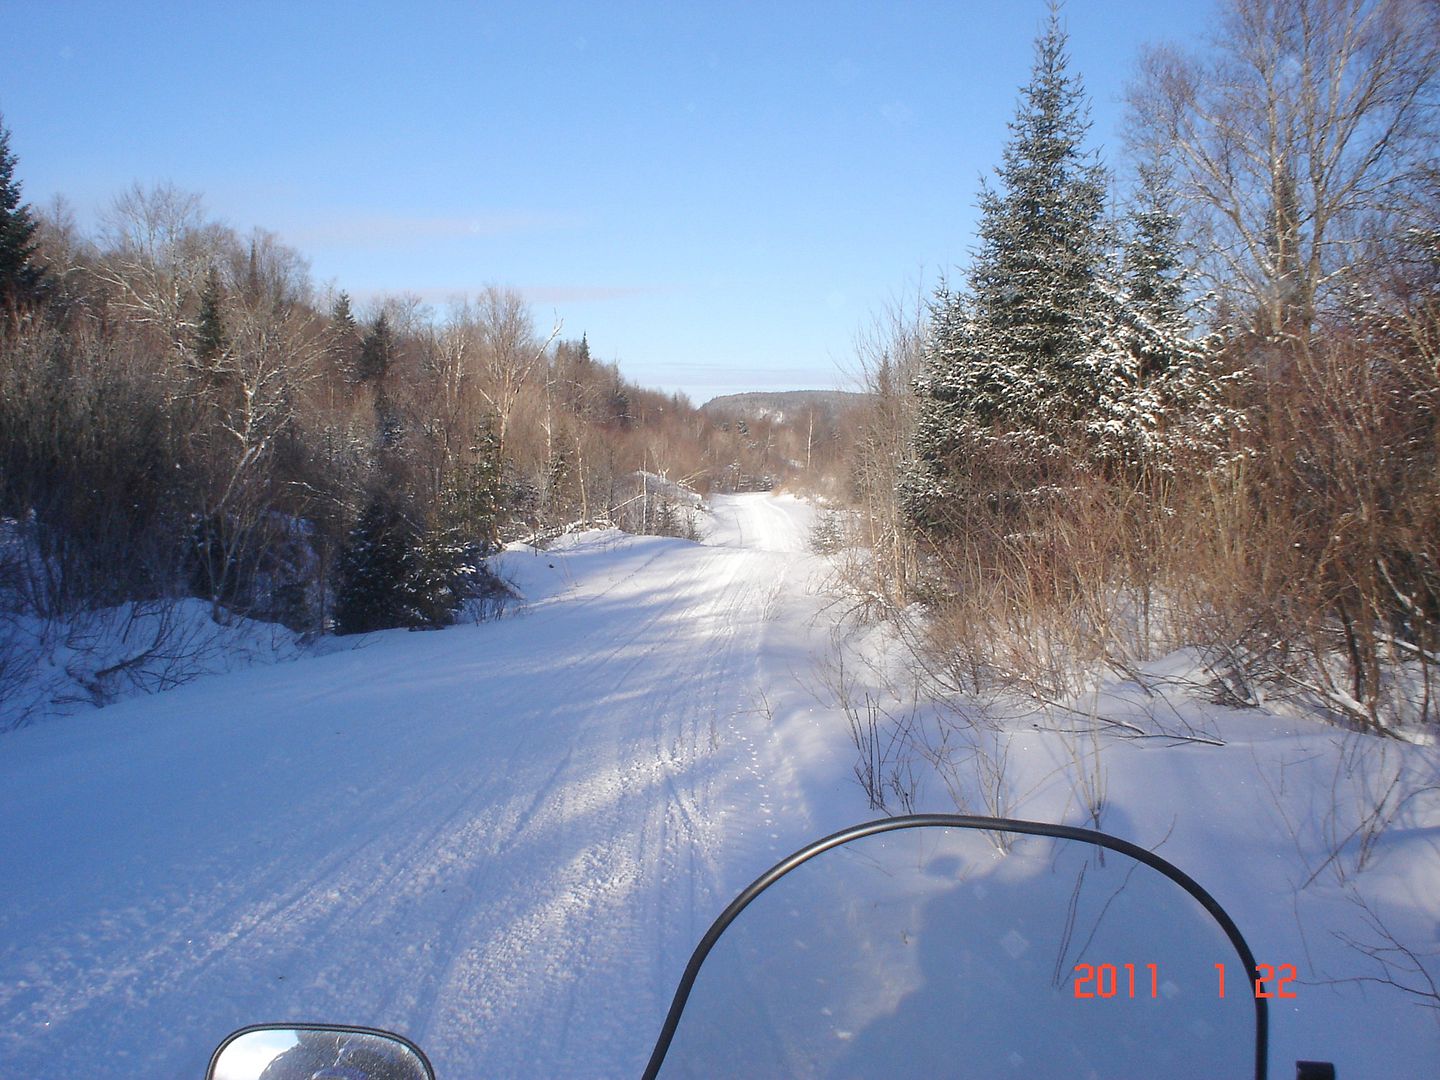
(1, 1, 1214, 402)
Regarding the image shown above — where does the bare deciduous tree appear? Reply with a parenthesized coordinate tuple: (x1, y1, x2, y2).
(442, 286, 560, 461)
(96, 184, 228, 350)
(848, 287, 928, 607)
(1128, 0, 1440, 342)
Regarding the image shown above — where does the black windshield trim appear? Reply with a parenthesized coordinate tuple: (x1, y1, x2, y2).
(641, 813, 1267, 1080)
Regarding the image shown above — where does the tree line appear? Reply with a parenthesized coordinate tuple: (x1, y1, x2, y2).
(849, 0, 1439, 734)
(0, 137, 842, 639)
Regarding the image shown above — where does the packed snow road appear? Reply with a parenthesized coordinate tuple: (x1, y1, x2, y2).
(0, 493, 853, 1079)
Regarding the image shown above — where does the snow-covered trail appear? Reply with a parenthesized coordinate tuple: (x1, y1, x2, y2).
(11, 490, 1433, 1078)
(0, 493, 851, 1079)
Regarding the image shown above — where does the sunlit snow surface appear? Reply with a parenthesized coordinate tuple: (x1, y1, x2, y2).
(0, 494, 1436, 1078)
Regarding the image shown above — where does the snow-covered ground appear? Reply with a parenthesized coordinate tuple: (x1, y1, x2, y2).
(0, 494, 846, 1078)
(1, 492, 1436, 1078)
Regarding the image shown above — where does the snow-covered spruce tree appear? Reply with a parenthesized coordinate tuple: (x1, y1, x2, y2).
(441, 414, 506, 552)
(334, 493, 500, 635)
(404, 527, 483, 629)
(357, 311, 396, 385)
(357, 312, 406, 451)
(0, 115, 46, 312)
(193, 265, 229, 371)
(903, 281, 973, 532)
(333, 498, 415, 635)
(333, 497, 456, 635)
(904, 7, 1120, 530)
(328, 290, 361, 377)
(1099, 160, 1228, 474)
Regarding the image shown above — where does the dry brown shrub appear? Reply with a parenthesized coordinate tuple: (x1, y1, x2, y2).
(1166, 327, 1439, 731)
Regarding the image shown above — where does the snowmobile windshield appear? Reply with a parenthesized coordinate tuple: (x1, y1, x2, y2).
(646, 816, 1266, 1079)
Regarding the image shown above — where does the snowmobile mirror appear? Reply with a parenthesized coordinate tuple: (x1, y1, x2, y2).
(207, 1024, 435, 1080)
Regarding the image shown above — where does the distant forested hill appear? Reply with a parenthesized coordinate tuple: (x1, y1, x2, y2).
(699, 390, 870, 425)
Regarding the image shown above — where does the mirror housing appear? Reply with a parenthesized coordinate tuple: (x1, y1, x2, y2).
(207, 1024, 435, 1080)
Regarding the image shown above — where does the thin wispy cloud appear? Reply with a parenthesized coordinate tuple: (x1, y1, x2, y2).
(347, 283, 667, 308)
(519, 285, 661, 304)
(285, 211, 581, 249)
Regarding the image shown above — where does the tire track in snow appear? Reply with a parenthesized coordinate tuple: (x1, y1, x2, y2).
(418, 546, 757, 1075)
(0, 494, 832, 1079)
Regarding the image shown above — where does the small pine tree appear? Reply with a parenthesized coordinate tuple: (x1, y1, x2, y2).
(332, 290, 357, 333)
(357, 312, 395, 384)
(544, 446, 573, 519)
(608, 380, 632, 427)
(333, 499, 414, 635)
(0, 115, 45, 311)
(1117, 164, 1204, 383)
(904, 283, 975, 529)
(194, 265, 228, 368)
(652, 496, 679, 537)
(407, 526, 491, 627)
(1102, 160, 1232, 472)
(1263, 163, 1307, 342)
(334, 496, 490, 634)
(809, 510, 845, 553)
(441, 414, 506, 550)
(329, 291, 361, 375)
(356, 312, 405, 450)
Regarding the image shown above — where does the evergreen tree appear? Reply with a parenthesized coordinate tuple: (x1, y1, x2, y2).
(194, 265, 228, 368)
(357, 312, 404, 449)
(652, 496, 679, 538)
(0, 115, 45, 311)
(1118, 164, 1195, 382)
(334, 495, 492, 635)
(1263, 163, 1306, 341)
(905, 6, 1118, 524)
(332, 290, 357, 334)
(905, 282, 974, 527)
(404, 527, 470, 630)
(243, 238, 263, 306)
(333, 498, 414, 635)
(544, 446, 573, 518)
(441, 414, 506, 550)
(329, 292, 362, 393)
(1104, 160, 1229, 471)
(329, 290, 360, 375)
(357, 312, 395, 384)
(607, 375, 632, 427)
